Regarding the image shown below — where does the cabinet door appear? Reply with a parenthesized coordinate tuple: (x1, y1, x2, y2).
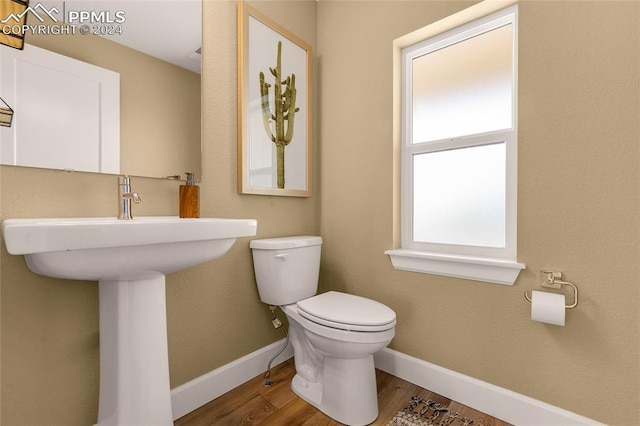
(0, 43, 119, 173)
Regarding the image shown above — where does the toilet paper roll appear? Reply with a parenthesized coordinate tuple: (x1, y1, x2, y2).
(531, 290, 565, 326)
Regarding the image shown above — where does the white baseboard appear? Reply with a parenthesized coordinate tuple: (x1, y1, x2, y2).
(374, 348, 603, 426)
(170, 341, 602, 425)
(170, 338, 294, 420)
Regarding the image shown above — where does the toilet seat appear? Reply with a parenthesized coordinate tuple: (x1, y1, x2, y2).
(283, 303, 395, 344)
(297, 291, 396, 332)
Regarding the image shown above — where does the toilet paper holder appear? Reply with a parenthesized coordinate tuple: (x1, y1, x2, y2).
(524, 271, 578, 309)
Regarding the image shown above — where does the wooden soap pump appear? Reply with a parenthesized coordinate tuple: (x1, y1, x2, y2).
(179, 172, 200, 218)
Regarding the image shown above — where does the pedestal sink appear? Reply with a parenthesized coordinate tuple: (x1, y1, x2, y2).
(2, 216, 258, 425)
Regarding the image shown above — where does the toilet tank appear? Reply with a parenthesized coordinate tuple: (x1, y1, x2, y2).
(250, 236, 322, 306)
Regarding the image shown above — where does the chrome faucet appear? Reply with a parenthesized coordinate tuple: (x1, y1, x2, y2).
(118, 175, 142, 220)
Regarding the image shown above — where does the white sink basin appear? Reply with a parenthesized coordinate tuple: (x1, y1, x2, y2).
(2, 216, 257, 280)
(1, 216, 257, 425)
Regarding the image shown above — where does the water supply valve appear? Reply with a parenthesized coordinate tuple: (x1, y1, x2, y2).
(272, 318, 283, 329)
(269, 305, 283, 328)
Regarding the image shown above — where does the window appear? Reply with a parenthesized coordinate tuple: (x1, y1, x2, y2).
(386, 3, 525, 285)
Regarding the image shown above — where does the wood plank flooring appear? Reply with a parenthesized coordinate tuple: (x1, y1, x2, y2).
(175, 359, 512, 426)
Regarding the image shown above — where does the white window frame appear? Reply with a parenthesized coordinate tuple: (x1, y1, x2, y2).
(386, 2, 525, 285)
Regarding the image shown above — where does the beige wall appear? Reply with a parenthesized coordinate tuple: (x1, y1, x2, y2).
(1, 1, 639, 425)
(0, 1, 318, 424)
(29, 28, 201, 179)
(317, 1, 639, 424)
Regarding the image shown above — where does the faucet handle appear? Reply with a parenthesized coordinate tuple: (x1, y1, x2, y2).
(117, 175, 141, 220)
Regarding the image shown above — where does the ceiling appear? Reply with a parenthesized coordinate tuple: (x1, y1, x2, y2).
(38, 0, 202, 74)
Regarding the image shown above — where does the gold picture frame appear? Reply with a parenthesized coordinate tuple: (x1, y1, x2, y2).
(237, 2, 312, 197)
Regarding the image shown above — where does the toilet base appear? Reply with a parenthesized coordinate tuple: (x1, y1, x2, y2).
(291, 355, 378, 426)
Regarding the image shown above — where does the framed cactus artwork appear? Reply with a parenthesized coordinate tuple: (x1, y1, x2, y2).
(237, 2, 312, 197)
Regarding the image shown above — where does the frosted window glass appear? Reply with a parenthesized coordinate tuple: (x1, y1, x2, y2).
(412, 24, 513, 143)
(413, 143, 506, 247)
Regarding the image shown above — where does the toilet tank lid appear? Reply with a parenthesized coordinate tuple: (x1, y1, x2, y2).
(250, 236, 322, 250)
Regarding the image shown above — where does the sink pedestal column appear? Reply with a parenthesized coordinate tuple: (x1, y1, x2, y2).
(97, 274, 173, 425)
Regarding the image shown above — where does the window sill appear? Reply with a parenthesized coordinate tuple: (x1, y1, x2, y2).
(384, 248, 525, 286)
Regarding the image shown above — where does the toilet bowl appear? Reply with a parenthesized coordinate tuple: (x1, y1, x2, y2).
(250, 236, 396, 425)
(284, 292, 395, 425)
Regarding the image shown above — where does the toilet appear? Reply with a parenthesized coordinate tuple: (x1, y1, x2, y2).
(250, 236, 396, 425)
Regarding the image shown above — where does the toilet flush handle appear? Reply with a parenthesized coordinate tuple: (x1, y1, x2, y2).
(275, 253, 289, 261)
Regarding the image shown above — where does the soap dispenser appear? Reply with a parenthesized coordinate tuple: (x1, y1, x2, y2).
(179, 172, 200, 218)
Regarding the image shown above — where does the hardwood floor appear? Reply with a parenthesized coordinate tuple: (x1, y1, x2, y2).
(175, 359, 512, 426)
